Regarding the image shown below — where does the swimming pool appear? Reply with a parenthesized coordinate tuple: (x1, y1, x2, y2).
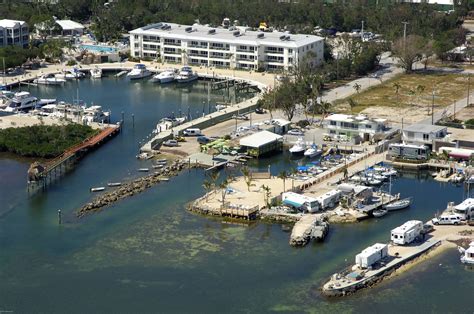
(79, 44, 119, 53)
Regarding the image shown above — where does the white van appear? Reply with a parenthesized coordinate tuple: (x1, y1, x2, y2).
(432, 214, 462, 225)
(183, 128, 202, 136)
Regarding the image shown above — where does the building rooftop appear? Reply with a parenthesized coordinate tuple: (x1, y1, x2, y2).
(0, 19, 27, 28)
(56, 20, 85, 30)
(239, 130, 282, 148)
(130, 22, 323, 48)
(403, 124, 447, 133)
(325, 114, 387, 124)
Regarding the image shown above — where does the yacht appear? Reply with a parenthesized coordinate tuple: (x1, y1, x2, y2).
(304, 144, 323, 158)
(289, 138, 306, 155)
(151, 70, 175, 83)
(55, 72, 76, 80)
(459, 242, 474, 264)
(127, 64, 152, 80)
(82, 105, 110, 124)
(90, 67, 103, 79)
(2, 91, 56, 112)
(176, 66, 198, 83)
(33, 73, 66, 85)
(155, 116, 187, 133)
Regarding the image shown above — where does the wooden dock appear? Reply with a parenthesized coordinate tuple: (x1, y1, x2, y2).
(28, 124, 121, 191)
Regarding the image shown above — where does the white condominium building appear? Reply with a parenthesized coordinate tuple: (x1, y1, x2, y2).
(129, 22, 324, 71)
(0, 19, 29, 48)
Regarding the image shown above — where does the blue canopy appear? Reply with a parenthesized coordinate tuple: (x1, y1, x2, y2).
(310, 161, 320, 165)
(283, 199, 304, 208)
(297, 166, 309, 171)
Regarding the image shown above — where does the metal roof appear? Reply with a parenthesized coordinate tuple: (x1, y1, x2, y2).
(239, 130, 282, 148)
(56, 20, 85, 30)
(0, 19, 27, 28)
(403, 124, 447, 133)
(130, 22, 323, 48)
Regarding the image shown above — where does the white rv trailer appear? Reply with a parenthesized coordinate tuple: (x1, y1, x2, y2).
(355, 243, 388, 269)
(391, 220, 423, 245)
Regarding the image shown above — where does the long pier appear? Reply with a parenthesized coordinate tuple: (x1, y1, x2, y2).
(28, 124, 121, 191)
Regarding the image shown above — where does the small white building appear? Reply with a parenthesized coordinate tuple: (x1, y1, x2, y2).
(129, 22, 324, 71)
(323, 114, 388, 142)
(355, 243, 388, 269)
(0, 19, 29, 48)
(402, 124, 447, 149)
(239, 130, 283, 157)
(391, 220, 423, 245)
(282, 192, 320, 212)
(55, 20, 85, 37)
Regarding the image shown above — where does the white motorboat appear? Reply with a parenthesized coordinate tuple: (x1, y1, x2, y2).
(127, 64, 152, 80)
(459, 242, 474, 264)
(176, 66, 198, 83)
(90, 187, 105, 192)
(385, 197, 411, 211)
(69, 67, 86, 78)
(215, 104, 228, 111)
(33, 73, 66, 85)
(381, 169, 397, 176)
(155, 116, 187, 133)
(2, 91, 56, 112)
(55, 72, 76, 80)
(372, 208, 388, 218)
(82, 105, 110, 124)
(151, 70, 175, 83)
(304, 144, 323, 158)
(90, 66, 103, 79)
(289, 138, 306, 155)
(367, 178, 382, 186)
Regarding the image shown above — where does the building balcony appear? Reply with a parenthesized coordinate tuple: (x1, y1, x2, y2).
(209, 46, 230, 51)
(188, 45, 208, 49)
(163, 42, 181, 47)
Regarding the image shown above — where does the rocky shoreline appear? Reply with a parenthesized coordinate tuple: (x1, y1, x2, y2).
(76, 160, 189, 218)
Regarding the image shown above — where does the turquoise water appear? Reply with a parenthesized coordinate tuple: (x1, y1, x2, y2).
(79, 44, 119, 53)
(0, 78, 472, 313)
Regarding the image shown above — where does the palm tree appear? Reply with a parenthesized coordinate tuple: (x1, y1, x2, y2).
(219, 178, 230, 206)
(278, 170, 289, 192)
(241, 166, 255, 192)
(202, 180, 213, 202)
(353, 82, 361, 94)
(393, 82, 402, 105)
(260, 184, 271, 207)
(347, 98, 357, 114)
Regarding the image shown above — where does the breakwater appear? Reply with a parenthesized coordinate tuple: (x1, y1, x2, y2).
(77, 160, 189, 218)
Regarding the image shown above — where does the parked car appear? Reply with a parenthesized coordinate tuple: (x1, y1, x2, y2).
(255, 107, 265, 114)
(163, 139, 178, 147)
(183, 128, 202, 136)
(233, 114, 249, 120)
(287, 129, 304, 136)
(197, 136, 211, 144)
(432, 214, 462, 225)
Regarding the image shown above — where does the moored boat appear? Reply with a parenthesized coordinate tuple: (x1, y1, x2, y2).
(33, 73, 66, 85)
(127, 64, 152, 80)
(459, 242, 474, 264)
(289, 137, 306, 155)
(90, 187, 105, 192)
(385, 197, 411, 211)
(304, 144, 322, 158)
(373, 208, 388, 218)
(176, 66, 198, 83)
(151, 70, 175, 83)
(90, 66, 103, 79)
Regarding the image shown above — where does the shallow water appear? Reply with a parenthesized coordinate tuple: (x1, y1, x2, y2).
(0, 77, 472, 313)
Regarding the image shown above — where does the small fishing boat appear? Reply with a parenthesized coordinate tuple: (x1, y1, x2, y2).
(138, 168, 150, 172)
(289, 137, 306, 155)
(107, 182, 122, 187)
(304, 144, 323, 158)
(372, 208, 388, 218)
(152, 164, 164, 169)
(90, 187, 105, 192)
(156, 159, 167, 164)
(385, 198, 411, 211)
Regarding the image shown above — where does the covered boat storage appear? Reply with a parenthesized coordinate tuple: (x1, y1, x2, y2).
(239, 131, 283, 157)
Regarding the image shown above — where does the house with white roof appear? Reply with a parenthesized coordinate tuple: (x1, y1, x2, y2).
(402, 124, 447, 149)
(0, 19, 29, 48)
(322, 114, 388, 142)
(129, 22, 324, 71)
(55, 20, 85, 37)
(239, 130, 283, 157)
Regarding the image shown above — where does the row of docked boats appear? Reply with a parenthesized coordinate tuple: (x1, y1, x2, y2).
(126, 64, 198, 83)
(32, 66, 103, 86)
(0, 91, 56, 112)
(289, 138, 323, 158)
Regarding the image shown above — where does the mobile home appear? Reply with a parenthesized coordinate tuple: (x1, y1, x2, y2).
(388, 143, 429, 160)
(315, 189, 342, 210)
(391, 220, 423, 245)
(282, 192, 320, 213)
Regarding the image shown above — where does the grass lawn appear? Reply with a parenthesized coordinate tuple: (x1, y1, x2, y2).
(336, 72, 471, 114)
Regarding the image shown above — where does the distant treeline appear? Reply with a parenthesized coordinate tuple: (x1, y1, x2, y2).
(0, 124, 97, 158)
(2, 0, 471, 42)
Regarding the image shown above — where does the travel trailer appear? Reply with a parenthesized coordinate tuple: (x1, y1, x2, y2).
(355, 243, 388, 269)
(391, 220, 423, 245)
(282, 192, 320, 213)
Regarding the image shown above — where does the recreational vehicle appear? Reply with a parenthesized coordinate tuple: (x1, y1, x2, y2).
(282, 192, 320, 213)
(391, 220, 423, 245)
(388, 143, 429, 160)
